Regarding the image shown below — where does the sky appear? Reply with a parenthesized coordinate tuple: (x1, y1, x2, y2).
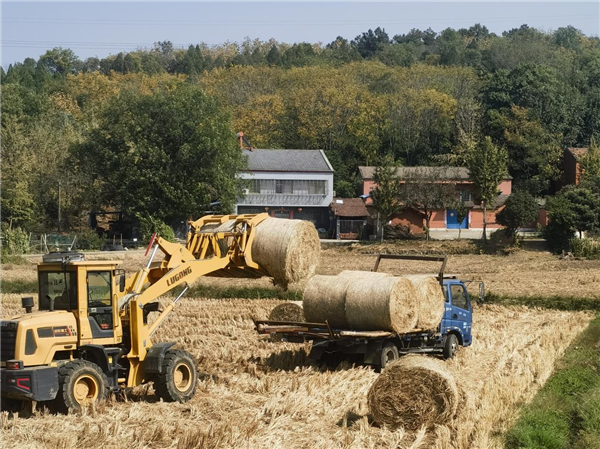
(2, 1, 599, 67)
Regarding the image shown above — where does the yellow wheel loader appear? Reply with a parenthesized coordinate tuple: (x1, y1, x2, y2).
(1, 214, 272, 413)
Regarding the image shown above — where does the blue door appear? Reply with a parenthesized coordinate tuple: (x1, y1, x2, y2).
(446, 209, 468, 229)
(448, 283, 472, 345)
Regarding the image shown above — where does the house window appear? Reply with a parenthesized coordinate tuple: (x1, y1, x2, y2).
(459, 190, 472, 202)
(276, 180, 293, 194)
(260, 180, 276, 194)
(293, 180, 309, 194)
(309, 181, 326, 195)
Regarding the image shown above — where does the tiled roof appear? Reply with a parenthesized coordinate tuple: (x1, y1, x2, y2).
(330, 198, 369, 217)
(359, 166, 512, 180)
(567, 147, 588, 160)
(243, 149, 334, 172)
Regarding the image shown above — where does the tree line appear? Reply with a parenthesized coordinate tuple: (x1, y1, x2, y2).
(1, 24, 600, 246)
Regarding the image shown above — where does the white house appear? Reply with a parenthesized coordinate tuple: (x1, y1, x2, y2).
(236, 149, 334, 231)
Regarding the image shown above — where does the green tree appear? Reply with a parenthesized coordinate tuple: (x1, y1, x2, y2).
(266, 45, 282, 66)
(496, 190, 538, 241)
(453, 199, 469, 239)
(467, 137, 509, 241)
(401, 167, 457, 241)
(37, 47, 79, 76)
(72, 84, 245, 223)
(370, 155, 403, 241)
(561, 187, 600, 238)
(352, 27, 390, 58)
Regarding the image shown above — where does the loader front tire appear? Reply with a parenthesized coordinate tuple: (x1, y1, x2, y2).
(54, 360, 110, 413)
(153, 349, 198, 403)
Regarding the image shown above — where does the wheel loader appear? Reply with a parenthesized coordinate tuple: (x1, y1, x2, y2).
(0, 213, 272, 413)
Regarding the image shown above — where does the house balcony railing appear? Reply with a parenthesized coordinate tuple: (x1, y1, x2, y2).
(238, 192, 329, 206)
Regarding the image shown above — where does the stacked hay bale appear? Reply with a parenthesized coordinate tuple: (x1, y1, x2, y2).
(403, 275, 446, 330)
(251, 218, 320, 289)
(368, 355, 460, 430)
(303, 271, 444, 333)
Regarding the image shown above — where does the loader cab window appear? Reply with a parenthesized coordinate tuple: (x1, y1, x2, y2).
(39, 272, 78, 311)
(87, 271, 114, 337)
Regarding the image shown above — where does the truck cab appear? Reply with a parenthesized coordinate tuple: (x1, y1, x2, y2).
(440, 279, 474, 349)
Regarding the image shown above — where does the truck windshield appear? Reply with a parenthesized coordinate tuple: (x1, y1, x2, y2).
(39, 271, 78, 311)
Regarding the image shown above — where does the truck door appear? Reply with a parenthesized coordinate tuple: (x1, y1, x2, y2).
(87, 271, 115, 339)
(449, 283, 472, 344)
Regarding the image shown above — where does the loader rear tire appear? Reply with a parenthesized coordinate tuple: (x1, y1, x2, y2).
(54, 360, 110, 413)
(153, 349, 198, 403)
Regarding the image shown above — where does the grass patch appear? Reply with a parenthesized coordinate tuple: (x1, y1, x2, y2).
(505, 315, 600, 449)
(185, 284, 302, 301)
(485, 292, 600, 312)
(1, 279, 38, 294)
(0, 254, 30, 265)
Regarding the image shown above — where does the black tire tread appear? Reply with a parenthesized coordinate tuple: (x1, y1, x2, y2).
(443, 334, 459, 360)
(380, 341, 399, 370)
(153, 349, 198, 403)
(54, 359, 110, 413)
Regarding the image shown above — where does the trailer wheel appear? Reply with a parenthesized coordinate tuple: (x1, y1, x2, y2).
(380, 342, 399, 370)
(443, 334, 459, 360)
(153, 349, 198, 403)
(54, 360, 110, 413)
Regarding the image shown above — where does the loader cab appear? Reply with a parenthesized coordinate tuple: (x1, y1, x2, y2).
(37, 252, 124, 345)
(441, 280, 473, 346)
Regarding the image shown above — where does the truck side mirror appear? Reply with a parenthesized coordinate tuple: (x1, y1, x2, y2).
(119, 274, 126, 293)
(478, 282, 485, 305)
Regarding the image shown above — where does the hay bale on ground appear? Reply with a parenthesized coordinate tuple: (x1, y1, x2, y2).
(269, 301, 305, 322)
(338, 270, 389, 279)
(252, 218, 320, 289)
(368, 354, 460, 431)
(403, 275, 446, 330)
(303, 275, 350, 327)
(345, 276, 418, 333)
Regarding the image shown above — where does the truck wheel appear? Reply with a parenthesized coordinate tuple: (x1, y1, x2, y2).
(443, 334, 459, 360)
(54, 360, 110, 413)
(380, 342, 399, 370)
(153, 349, 198, 402)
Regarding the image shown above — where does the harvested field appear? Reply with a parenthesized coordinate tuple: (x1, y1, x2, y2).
(7, 243, 600, 300)
(0, 289, 592, 449)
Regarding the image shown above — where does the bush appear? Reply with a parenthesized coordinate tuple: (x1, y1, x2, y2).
(0, 226, 29, 255)
(136, 214, 175, 244)
(383, 223, 415, 240)
(571, 238, 600, 259)
(496, 190, 538, 239)
(74, 228, 105, 251)
(543, 195, 576, 253)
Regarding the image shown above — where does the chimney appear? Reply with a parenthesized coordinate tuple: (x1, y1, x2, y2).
(236, 132, 253, 151)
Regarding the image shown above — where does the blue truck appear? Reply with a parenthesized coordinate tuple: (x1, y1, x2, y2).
(255, 255, 484, 369)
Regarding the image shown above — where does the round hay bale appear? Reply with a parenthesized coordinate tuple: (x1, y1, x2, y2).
(345, 276, 418, 332)
(252, 218, 320, 289)
(368, 355, 459, 431)
(403, 275, 446, 330)
(269, 301, 305, 322)
(338, 270, 389, 279)
(303, 275, 350, 327)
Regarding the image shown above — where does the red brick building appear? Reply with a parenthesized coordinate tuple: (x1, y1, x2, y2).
(359, 166, 515, 235)
(560, 147, 589, 188)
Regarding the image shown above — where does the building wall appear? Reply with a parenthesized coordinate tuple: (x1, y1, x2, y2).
(498, 180, 512, 195)
(390, 209, 425, 235)
(237, 205, 330, 230)
(469, 208, 503, 229)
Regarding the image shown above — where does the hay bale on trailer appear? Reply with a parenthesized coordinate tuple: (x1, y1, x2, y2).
(368, 354, 460, 431)
(345, 276, 418, 333)
(251, 218, 320, 289)
(269, 301, 305, 322)
(403, 275, 446, 330)
(303, 275, 351, 327)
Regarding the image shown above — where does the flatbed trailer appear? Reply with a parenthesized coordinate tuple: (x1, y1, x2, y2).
(254, 255, 484, 369)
